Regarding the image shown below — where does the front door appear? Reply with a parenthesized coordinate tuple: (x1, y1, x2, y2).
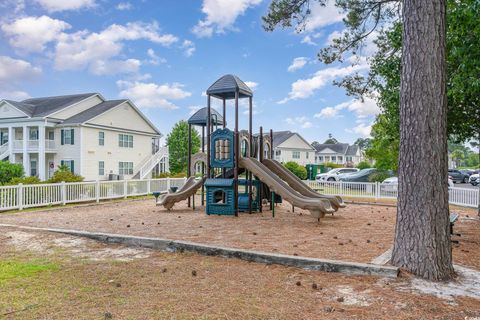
(48, 161, 55, 178)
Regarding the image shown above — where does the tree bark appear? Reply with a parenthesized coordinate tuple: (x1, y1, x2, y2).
(391, 0, 454, 280)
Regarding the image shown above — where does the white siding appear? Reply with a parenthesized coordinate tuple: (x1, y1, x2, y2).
(89, 101, 157, 134)
(54, 127, 81, 175)
(81, 126, 153, 180)
(0, 102, 28, 118)
(50, 95, 103, 120)
(274, 134, 315, 166)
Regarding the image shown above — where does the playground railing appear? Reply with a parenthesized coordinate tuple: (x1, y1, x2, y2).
(304, 180, 479, 209)
(0, 177, 187, 211)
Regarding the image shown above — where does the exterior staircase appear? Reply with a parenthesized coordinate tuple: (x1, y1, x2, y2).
(0, 142, 9, 161)
(133, 147, 168, 179)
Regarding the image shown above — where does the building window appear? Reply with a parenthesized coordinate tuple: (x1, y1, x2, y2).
(48, 131, 54, 140)
(61, 160, 74, 173)
(331, 156, 337, 162)
(306, 152, 309, 159)
(346, 156, 353, 162)
(119, 134, 133, 148)
(292, 151, 300, 159)
(99, 161, 105, 176)
(275, 150, 281, 156)
(318, 156, 324, 162)
(338, 156, 343, 162)
(29, 128, 39, 140)
(30, 160, 37, 176)
(119, 161, 133, 175)
(99, 132, 105, 146)
(61, 129, 74, 145)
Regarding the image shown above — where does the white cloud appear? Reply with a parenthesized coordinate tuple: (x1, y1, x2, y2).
(192, 0, 262, 37)
(302, 0, 345, 32)
(54, 21, 178, 74)
(181, 40, 196, 57)
(1, 15, 71, 52)
(89, 59, 141, 75)
(314, 97, 379, 119)
(147, 48, 166, 65)
(117, 80, 191, 109)
(116, 2, 132, 10)
(301, 35, 316, 46)
(287, 57, 308, 72)
(244, 81, 258, 90)
(326, 29, 343, 45)
(285, 116, 313, 129)
(0, 55, 42, 84)
(350, 122, 373, 137)
(34, 0, 95, 12)
(188, 105, 203, 115)
(279, 62, 369, 103)
(0, 90, 30, 100)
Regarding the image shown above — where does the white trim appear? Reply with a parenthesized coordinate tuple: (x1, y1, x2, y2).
(80, 123, 161, 137)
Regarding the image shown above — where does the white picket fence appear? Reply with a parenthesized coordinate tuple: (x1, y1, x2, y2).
(304, 180, 479, 208)
(0, 178, 187, 211)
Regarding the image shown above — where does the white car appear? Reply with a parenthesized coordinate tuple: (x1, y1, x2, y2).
(316, 168, 359, 181)
(381, 177, 398, 192)
(469, 173, 479, 186)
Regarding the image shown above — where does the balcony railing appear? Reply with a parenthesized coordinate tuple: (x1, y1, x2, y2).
(12, 140, 57, 152)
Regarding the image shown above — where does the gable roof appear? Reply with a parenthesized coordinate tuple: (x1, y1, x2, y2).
(271, 131, 295, 148)
(62, 100, 127, 125)
(13, 93, 99, 117)
(346, 145, 359, 156)
(206, 74, 253, 99)
(188, 107, 224, 126)
(314, 143, 349, 154)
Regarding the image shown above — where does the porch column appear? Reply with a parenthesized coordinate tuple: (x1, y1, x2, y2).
(8, 126, 14, 163)
(22, 125, 30, 176)
(38, 125, 46, 180)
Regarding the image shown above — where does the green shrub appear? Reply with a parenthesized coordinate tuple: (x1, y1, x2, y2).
(324, 162, 342, 169)
(284, 161, 307, 180)
(356, 161, 372, 170)
(0, 162, 24, 185)
(8, 176, 42, 185)
(48, 166, 84, 183)
(368, 171, 391, 182)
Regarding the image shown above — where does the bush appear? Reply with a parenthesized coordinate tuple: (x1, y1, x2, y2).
(356, 161, 372, 170)
(8, 176, 42, 185)
(48, 166, 84, 183)
(368, 171, 391, 182)
(324, 162, 342, 169)
(284, 161, 307, 180)
(0, 162, 24, 185)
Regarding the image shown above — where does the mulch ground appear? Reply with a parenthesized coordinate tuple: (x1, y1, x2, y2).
(0, 196, 478, 268)
(1, 228, 479, 320)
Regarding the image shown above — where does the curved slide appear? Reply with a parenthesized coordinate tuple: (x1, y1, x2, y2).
(262, 159, 345, 211)
(239, 157, 334, 220)
(156, 177, 205, 210)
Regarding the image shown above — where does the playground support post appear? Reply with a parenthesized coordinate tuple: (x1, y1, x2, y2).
(201, 125, 205, 206)
(248, 96, 253, 214)
(271, 192, 275, 217)
(269, 129, 274, 159)
(259, 126, 263, 213)
(234, 89, 239, 217)
(207, 95, 211, 179)
(187, 123, 191, 208)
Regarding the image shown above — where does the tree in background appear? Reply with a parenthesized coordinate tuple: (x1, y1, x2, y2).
(356, 161, 371, 170)
(311, 141, 321, 150)
(166, 121, 201, 174)
(354, 138, 372, 150)
(283, 161, 307, 180)
(0, 162, 23, 185)
(323, 133, 338, 144)
(264, 0, 454, 279)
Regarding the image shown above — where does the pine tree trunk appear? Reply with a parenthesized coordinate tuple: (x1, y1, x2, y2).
(391, 0, 454, 280)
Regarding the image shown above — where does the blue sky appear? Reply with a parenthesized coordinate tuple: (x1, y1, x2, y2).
(0, 0, 380, 145)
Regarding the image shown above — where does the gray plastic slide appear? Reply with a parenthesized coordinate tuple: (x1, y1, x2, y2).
(262, 159, 345, 211)
(156, 177, 205, 210)
(239, 157, 335, 220)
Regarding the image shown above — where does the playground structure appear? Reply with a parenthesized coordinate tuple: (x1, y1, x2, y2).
(157, 74, 345, 221)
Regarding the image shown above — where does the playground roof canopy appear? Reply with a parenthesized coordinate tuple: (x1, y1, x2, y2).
(188, 107, 224, 126)
(206, 74, 253, 99)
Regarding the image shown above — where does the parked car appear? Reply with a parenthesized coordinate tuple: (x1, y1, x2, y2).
(459, 169, 475, 177)
(469, 173, 479, 186)
(315, 168, 359, 181)
(338, 168, 380, 182)
(447, 169, 469, 183)
(381, 177, 398, 192)
(448, 175, 454, 188)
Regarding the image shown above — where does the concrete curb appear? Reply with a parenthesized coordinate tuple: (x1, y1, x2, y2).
(0, 224, 399, 278)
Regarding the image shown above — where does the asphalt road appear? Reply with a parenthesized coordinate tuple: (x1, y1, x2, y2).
(452, 182, 479, 190)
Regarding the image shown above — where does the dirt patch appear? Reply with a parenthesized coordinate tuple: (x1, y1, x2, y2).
(4, 230, 150, 262)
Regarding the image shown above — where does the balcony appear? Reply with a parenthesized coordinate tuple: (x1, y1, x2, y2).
(12, 140, 57, 152)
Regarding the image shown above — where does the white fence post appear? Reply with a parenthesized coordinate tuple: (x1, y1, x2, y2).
(96, 180, 100, 202)
(375, 182, 380, 200)
(147, 179, 151, 194)
(18, 183, 23, 210)
(124, 179, 128, 199)
(167, 177, 171, 191)
(340, 180, 344, 196)
(61, 181, 66, 205)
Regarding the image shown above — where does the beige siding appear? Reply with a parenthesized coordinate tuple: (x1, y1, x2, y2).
(81, 126, 153, 180)
(275, 134, 315, 166)
(54, 126, 81, 175)
(50, 95, 103, 120)
(89, 101, 157, 134)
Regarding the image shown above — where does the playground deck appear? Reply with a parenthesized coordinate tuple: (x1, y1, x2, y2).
(0, 196, 478, 267)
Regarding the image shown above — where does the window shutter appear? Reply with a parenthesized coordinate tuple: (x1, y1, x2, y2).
(70, 129, 74, 145)
(61, 160, 64, 166)
(71, 161, 74, 173)
(61, 130, 64, 145)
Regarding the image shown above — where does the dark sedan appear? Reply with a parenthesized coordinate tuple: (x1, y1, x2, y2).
(448, 169, 469, 183)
